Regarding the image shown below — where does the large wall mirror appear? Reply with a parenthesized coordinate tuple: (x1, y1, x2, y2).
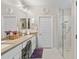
(20, 18, 27, 29)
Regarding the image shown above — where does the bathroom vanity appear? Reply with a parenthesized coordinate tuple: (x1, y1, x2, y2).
(1, 33, 37, 59)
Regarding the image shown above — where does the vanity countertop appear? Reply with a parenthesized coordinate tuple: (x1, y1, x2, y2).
(1, 33, 37, 55)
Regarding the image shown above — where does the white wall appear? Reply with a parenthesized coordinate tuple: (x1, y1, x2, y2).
(30, 7, 59, 48)
(1, 2, 28, 38)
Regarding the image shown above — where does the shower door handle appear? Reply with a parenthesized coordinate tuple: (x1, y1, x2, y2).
(76, 34, 77, 39)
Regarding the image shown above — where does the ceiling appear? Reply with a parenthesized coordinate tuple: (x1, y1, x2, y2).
(24, 0, 72, 8)
(2, 0, 72, 8)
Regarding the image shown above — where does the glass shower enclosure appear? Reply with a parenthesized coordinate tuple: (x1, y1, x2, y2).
(58, 9, 72, 59)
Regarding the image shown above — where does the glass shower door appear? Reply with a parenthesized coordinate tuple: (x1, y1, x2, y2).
(61, 9, 72, 59)
(62, 16, 72, 56)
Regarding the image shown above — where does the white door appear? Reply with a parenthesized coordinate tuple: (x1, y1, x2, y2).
(38, 16, 53, 48)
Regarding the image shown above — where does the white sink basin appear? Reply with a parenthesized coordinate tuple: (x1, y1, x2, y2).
(1, 41, 7, 44)
(1, 44, 10, 49)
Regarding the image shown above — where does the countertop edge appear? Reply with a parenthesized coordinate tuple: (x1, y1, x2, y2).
(1, 33, 37, 55)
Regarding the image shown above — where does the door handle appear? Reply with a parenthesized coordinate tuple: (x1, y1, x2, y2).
(76, 34, 77, 39)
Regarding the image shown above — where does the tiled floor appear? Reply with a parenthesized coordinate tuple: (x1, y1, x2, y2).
(31, 48, 74, 59)
(42, 48, 64, 59)
(31, 48, 64, 59)
(58, 48, 73, 59)
(64, 49, 73, 59)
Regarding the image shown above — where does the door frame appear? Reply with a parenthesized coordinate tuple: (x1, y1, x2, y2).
(71, 0, 77, 59)
(38, 15, 53, 48)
